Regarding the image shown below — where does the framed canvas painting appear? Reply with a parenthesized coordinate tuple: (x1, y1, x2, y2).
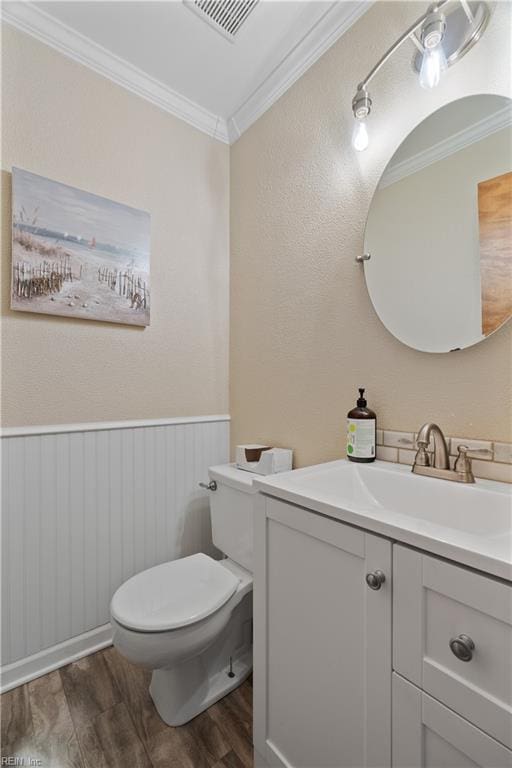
(11, 168, 150, 326)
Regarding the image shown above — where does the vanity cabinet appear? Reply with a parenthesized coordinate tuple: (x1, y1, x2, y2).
(254, 493, 512, 768)
(253, 496, 392, 768)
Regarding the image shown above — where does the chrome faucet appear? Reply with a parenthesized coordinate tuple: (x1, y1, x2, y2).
(412, 423, 475, 483)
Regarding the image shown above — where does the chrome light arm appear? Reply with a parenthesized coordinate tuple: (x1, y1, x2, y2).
(356, 1, 450, 93)
(351, 0, 491, 139)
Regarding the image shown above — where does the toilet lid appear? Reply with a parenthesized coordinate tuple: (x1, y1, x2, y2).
(110, 553, 239, 632)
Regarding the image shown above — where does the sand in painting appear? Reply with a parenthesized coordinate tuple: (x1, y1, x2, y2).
(12, 236, 150, 326)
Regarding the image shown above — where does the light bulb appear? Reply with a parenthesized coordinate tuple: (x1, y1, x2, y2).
(419, 44, 447, 89)
(352, 120, 369, 152)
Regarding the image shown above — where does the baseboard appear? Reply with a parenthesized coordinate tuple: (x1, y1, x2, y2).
(263, 741, 292, 768)
(254, 748, 271, 768)
(0, 623, 113, 692)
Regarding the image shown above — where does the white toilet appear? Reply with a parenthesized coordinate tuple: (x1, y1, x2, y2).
(110, 464, 256, 726)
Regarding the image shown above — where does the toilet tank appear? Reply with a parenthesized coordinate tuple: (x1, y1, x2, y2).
(208, 464, 257, 572)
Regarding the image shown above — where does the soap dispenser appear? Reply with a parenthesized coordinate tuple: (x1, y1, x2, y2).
(347, 388, 376, 463)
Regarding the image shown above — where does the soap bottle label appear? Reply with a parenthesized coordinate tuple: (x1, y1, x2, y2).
(347, 419, 375, 459)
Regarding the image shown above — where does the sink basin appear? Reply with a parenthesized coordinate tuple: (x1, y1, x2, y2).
(254, 459, 512, 580)
(282, 460, 510, 537)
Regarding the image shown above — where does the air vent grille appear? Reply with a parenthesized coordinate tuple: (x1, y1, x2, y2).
(187, 0, 259, 40)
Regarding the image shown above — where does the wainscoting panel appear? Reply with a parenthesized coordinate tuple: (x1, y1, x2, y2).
(1, 416, 230, 682)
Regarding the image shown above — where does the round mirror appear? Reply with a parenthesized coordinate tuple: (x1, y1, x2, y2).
(364, 94, 512, 352)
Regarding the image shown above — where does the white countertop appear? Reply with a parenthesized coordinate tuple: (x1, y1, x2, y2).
(253, 459, 512, 582)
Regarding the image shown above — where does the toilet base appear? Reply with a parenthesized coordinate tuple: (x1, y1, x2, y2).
(150, 647, 252, 726)
(149, 591, 253, 726)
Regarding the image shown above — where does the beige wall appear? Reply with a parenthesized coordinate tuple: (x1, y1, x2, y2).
(231, 1, 512, 467)
(1, 25, 229, 427)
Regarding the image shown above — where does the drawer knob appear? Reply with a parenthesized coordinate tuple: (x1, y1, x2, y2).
(449, 634, 475, 662)
(365, 570, 386, 590)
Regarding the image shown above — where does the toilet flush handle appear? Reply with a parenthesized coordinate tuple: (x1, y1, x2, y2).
(199, 480, 217, 491)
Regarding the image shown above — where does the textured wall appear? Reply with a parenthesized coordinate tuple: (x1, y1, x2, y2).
(1, 25, 229, 427)
(230, 1, 512, 467)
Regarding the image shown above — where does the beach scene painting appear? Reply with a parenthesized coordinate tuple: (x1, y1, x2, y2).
(11, 168, 150, 326)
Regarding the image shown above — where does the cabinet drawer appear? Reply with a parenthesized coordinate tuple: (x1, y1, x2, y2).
(393, 673, 512, 767)
(394, 545, 512, 748)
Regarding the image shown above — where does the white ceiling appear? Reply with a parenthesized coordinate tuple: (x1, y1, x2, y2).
(2, 0, 372, 142)
(35, 0, 335, 117)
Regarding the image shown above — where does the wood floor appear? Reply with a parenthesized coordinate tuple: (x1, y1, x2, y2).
(1, 647, 254, 768)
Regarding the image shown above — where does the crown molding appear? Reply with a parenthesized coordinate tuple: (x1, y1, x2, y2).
(1, 1, 231, 143)
(380, 105, 512, 188)
(2, 0, 372, 145)
(228, 0, 373, 141)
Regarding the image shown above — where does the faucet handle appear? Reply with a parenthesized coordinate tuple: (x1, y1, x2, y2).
(413, 441, 430, 467)
(454, 445, 475, 482)
(455, 444, 469, 464)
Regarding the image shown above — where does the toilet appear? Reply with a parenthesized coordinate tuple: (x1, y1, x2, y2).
(110, 464, 256, 726)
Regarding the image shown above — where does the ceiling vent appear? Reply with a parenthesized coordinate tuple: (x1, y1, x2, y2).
(185, 0, 259, 41)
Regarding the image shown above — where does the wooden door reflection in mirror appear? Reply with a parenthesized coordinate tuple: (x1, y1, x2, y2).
(479, 171, 512, 337)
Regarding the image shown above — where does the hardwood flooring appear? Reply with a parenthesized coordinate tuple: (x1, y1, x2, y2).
(1, 647, 253, 768)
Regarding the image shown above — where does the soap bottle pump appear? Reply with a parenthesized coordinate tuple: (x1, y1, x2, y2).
(347, 388, 376, 463)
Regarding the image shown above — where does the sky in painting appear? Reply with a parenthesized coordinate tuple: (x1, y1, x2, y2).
(13, 168, 150, 262)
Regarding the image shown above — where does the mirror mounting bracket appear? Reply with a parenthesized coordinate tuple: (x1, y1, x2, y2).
(355, 253, 371, 263)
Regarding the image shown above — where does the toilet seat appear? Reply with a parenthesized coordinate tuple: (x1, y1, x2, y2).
(110, 553, 240, 633)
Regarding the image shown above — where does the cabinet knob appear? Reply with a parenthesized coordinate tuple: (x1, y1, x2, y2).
(365, 570, 386, 590)
(449, 634, 475, 662)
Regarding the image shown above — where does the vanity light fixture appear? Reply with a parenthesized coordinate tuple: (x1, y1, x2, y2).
(351, 87, 372, 151)
(419, 7, 447, 88)
(351, 0, 491, 151)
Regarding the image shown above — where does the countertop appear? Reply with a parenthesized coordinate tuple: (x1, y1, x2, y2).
(253, 459, 512, 582)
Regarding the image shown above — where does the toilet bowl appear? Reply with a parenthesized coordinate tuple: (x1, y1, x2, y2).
(110, 464, 256, 726)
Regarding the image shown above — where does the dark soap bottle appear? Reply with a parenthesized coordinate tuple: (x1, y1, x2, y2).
(346, 388, 376, 463)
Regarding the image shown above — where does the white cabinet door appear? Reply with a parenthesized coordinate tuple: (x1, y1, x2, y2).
(393, 673, 512, 768)
(253, 495, 392, 768)
(394, 545, 512, 748)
